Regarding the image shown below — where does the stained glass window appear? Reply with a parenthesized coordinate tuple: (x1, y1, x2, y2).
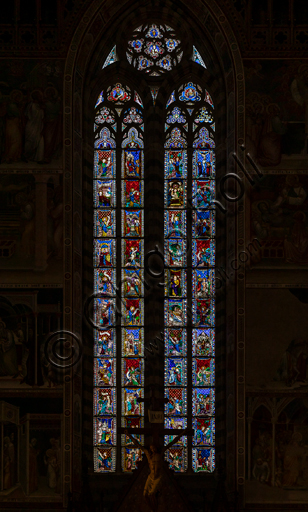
(192, 46, 207, 69)
(126, 24, 183, 76)
(93, 83, 144, 472)
(94, 39, 214, 475)
(164, 82, 215, 473)
(102, 46, 119, 68)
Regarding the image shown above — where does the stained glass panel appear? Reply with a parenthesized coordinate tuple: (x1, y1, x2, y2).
(164, 82, 215, 473)
(192, 46, 207, 69)
(94, 84, 144, 473)
(102, 46, 118, 69)
(127, 24, 182, 75)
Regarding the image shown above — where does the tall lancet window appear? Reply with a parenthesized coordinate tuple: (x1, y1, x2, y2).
(93, 21, 216, 474)
(93, 84, 145, 472)
(164, 83, 216, 473)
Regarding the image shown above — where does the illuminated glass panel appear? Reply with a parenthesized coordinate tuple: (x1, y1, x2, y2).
(102, 46, 119, 68)
(127, 24, 182, 76)
(164, 82, 215, 473)
(93, 84, 144, 473)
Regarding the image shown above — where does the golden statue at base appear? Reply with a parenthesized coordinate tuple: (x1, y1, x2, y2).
(124, 428, 189, 512)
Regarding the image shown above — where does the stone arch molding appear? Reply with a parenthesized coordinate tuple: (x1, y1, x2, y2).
(64, 0, 245, 135)
(63, 0, 245, 491)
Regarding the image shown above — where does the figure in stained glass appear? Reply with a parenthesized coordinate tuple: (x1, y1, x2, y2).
(145, 24, 163, 38)
(193, 388, 215, 416)
(123, 299, 142, 326)
(165, 150, 186, 178)
(179, 83, 201, 102)
(193, 180, 214, 208)
(166, 299, 186, 326)
(123, 150, 141, 178)
(95, 447, 115, 472)
(95, 358, 115, 386)
(123, 210, 142, 237)
(144, 41, 164, 58)
(123, 180, 142, 207)
(94, 150, 114, 178)
(123, 447, 142, 471)
(165, 388, 186, 415)
(95, 329, 115, 356)
(194, 270, 212, 298)
(95, 388, 115, 416)
(123, 328, 143, 356)
(128, 39, 144, 51)
(95, 180, 115, 207)
(123, 388, 143, 415)
(164, 417, 187, 446)
(194, 211, 213, 238)
(193, 150, 214, 178)
(193, 329, 214, 357)
(194, 298, 212, 327)
(107, 83, 131, 103)
(166, 448, 185, 472)
(165, 358, 186, 386)
(96, 298, 115, 327)
(165, 329, 186, 356)
(122, 417, 143, 443)
(122, 269, 142, 297)
(158, 56, 172, 71)
(192, 448, 214, 472)
(95, 269, 115, 295)
(96, 210, 115, 237)
(193, 418, 215, 446)
(95, 417, 115, 445)
(123, 358, 143, 386)
(95, 239, 114, 267)
(165, 269, 185, 297)
(165, 210, 186, 238)
(194, 240, 214, 267)
(165, 239, 186, 267)
(122, 240, 142, 267)
(166, 180, 184, 208)
(193, 358, 214, 386)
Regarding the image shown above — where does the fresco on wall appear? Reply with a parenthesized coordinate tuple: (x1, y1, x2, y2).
(0, 291, 62, 390)
(0, 60, 62, 168)
(244, 60, 308, 163)
(246, 291, 308, 503)
(246, 399, 308, 504)
(0, 407, 62, 503)
(249, 174, 308, 267)
(246, 289, 308, 391)
(0, 174, 63, 279)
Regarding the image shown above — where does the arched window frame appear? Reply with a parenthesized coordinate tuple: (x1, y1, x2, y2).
(92, 24, 217, 475)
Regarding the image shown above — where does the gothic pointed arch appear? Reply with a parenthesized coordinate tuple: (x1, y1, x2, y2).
(65, 0, 244, 506)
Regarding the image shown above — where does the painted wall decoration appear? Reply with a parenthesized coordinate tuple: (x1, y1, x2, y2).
(244, 60, 308, 164)
(0, 174, 63, 277)
(246, 398, 308, 504)
(249, 175, 308, 267)
(0, 60, 63, 168)
(246, 289, 308, 391)
(0, 291, 62, 390)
